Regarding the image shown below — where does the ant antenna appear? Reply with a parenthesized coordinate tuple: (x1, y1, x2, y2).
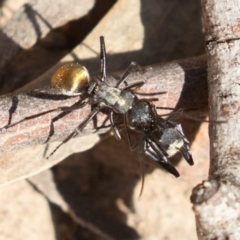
(138, 142, 146, 199)
(100, 36, 107, 81)
(46, 131, 76, 159)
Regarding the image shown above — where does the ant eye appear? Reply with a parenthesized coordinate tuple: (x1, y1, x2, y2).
(51, 63, 90, 96)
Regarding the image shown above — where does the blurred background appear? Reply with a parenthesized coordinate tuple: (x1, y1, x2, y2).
(0, 0, 208, 239)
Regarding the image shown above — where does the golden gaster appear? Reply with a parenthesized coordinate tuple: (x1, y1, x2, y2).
(51, 63, 90, 95)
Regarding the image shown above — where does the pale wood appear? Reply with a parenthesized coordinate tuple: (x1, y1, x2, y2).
(0, 0, 95, 94)
(191, 0, 240, 238)
(0, 0, 94, 68)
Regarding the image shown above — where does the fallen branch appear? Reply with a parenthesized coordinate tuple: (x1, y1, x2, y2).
(191, 0, 240, 238)
(0, 56, 207, 153)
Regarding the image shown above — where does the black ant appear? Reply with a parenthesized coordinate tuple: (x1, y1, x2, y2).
(2, 36, 193, 184)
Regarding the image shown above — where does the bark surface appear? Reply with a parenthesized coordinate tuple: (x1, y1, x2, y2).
(191, 1, 240, 239)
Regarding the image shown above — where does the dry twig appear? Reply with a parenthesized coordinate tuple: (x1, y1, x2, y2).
(191, 0, 240, 238)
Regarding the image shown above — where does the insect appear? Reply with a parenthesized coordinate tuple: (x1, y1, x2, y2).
(2, 36, 193, 180)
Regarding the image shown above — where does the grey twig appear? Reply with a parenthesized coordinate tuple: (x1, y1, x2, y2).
(191, 0, 240, 239)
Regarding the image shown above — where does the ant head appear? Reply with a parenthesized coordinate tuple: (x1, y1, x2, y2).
(51, 63, 90, 96)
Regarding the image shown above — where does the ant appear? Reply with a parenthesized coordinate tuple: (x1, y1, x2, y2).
(2, 36, 193, 183)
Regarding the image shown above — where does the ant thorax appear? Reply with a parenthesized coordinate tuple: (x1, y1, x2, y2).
(126, 100, 157, 132)
(91, 80, 135, 114)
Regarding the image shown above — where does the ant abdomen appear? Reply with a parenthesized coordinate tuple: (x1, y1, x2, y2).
(51, 63, 90, 96)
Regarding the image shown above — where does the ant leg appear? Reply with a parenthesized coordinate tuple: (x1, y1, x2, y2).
(109, 110, 121, 140)
(57, 101, 88, 112)
(146, 138, 180, 177)
(157, 107, 225, 123)
(124, 114, 139, 151)
(135, 91, 166, 97)
(137, 137, 147, 198)
(139, 98, 159, 102)
(44, 101, 89, 144)
(172, 123, 194, 166)
(156, 107, 184, 119)
(46, 103, 105, 159)
(115, 62, 137, 87)
(1, 101, 88, 131)
(145, 147, 180, 177)
(164, 111, 219, 123)
(179, 144, 194, 166)
(156, 106, 180, 111)
(168, 111, 224, 123)
(1, 108, 58, 130)
(100, 36, 106, 81)
(115, 62, 145, 88)
(122, 81, 145, 91)
(125, 127, 139, 151)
